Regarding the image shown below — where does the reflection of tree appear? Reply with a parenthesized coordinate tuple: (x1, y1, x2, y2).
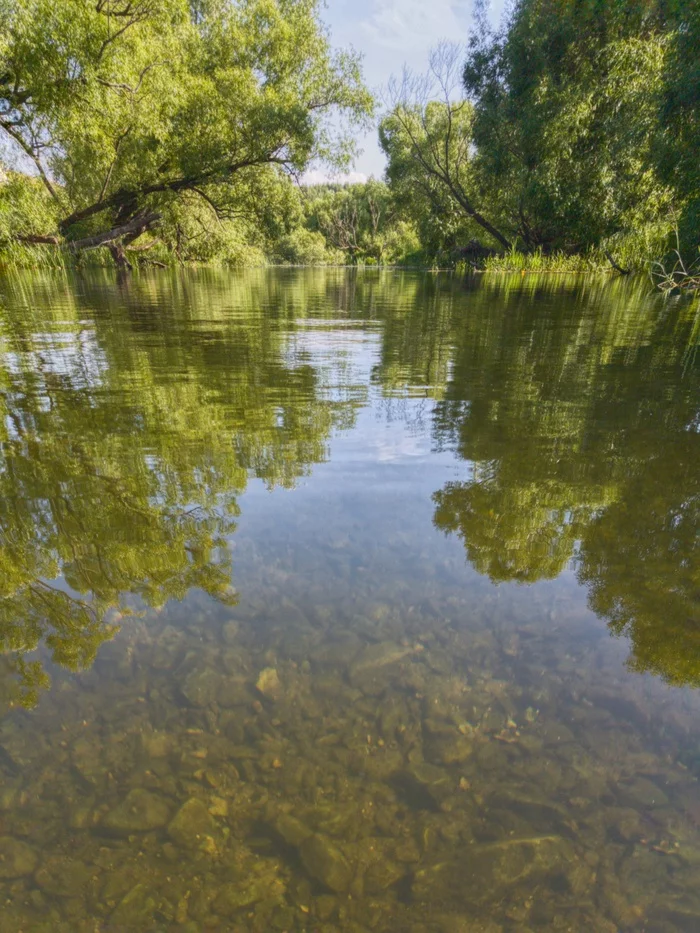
(578, 437, 700, 685)
(0, 269, 364, 705)
(417, 275, 700, 685)
(433, 475, 589, 583)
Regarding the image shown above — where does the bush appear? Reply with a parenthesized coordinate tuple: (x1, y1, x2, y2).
(273, 228, 336, 265)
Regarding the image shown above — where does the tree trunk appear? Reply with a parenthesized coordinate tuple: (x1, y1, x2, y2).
(604, 250, 630, 275)
(68, 210, 161, 252)
(108, 241, 133, 270)
(447, 183, 511, 250)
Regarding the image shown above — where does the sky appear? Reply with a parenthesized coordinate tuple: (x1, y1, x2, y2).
(305, 0, 508, 184)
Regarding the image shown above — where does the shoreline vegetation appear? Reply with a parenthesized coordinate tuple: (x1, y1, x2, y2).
(0, 1, 698, 293)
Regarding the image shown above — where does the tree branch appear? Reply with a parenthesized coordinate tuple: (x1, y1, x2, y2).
(59, 152, 289, 233)
(15, 233, 61, 245)
(68, 209, 161, 251)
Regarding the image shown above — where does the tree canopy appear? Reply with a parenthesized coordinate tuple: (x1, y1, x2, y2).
(460, 0, 698, 260)
(0, 0, 372, 264)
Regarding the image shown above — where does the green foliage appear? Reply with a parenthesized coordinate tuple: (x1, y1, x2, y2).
(462, 0, 697, 266)
(657, 1, 700, 250)
(274, 227, 337, 265)
(269, 180, 421, 266)
(0, 0, 373, 264)
(482, 247, 608, 275)
(0, 169, 58, 243)
(380, 44, 511, 261)
(1, 0, 696, 270)
(305, 180, 399, 263)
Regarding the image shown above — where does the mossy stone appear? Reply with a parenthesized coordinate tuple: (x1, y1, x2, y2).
(110, 883, 158, 929)
(300, 833, 353, 892)
(0, 836, 37, 878)
(364, 857, 405, 893)
(256, 667, 283, 700)
(181, 668, 222, 707)
(35, 856, 91, 897)
(168, 798, 218, 849)
(213, 879, 274, 915)
(274, 813, 312, 847)
(103, 789, 171, 834)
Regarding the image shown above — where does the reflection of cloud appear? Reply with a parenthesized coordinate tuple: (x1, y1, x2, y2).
(376, 433, 427, 462)
(361, 0, 472, 51)
(302, 169, 369, 186)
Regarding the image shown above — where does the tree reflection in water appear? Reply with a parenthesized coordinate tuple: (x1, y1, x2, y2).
(0, 268, 698, 705)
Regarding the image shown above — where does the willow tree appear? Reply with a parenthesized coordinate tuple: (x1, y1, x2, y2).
(0, 0, 372, 265)
(380, 42, 511, 256)
(462, 0, 679, 258)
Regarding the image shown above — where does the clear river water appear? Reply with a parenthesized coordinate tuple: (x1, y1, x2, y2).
(0, 268, 698, 932)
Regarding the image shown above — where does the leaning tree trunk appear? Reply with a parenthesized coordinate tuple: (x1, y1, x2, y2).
(68, 209, 161, 268)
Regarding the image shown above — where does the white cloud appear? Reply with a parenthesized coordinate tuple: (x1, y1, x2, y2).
(361, 0, 472, 52)
(301, 169, 369, 186)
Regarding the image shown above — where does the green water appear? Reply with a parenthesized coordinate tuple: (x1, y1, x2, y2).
(0, 268, 698, 932)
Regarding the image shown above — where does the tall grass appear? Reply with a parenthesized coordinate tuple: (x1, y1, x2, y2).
(482, 247, 609, 275)
(0, 241, 117, 271)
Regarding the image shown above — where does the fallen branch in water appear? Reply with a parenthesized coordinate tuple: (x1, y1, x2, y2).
(651, 250, 700, 295)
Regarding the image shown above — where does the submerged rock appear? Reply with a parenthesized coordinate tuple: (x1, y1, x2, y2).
(424, 725, 474, 765)
(256, 667, 283, 700)
(0, 836, 37, 878)
(391, 764, 450, 810)
(618, 776, 669, 809)
(414, 835, 574, 907)
(300, 833, 353, 892)
(364, 857, 405, 893)
(168, 798, 219, 849)
(103, 789, 171, 834)
(35, 856, 91, 897)
(349, 642, 414, 680)
(273, 813, 313, 847)
(110, 883, 158, 929)
(181, 668, 222, 707)
(213, 874, 286, 915)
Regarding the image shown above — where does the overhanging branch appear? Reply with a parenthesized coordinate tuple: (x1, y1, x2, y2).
(68, 209, 161, 250)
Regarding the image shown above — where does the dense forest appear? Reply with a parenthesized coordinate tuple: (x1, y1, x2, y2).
(0, 0, 698, 278)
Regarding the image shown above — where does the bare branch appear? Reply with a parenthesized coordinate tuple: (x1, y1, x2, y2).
(382, 42, 511, 249)
(0, 120, 60, 202)
(15, 233, 61, 244)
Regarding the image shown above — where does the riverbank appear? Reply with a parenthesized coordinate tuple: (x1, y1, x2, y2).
(2, 241, 698, 297)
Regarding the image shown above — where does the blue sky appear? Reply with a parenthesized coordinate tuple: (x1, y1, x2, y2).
(308, 0, 508, 182)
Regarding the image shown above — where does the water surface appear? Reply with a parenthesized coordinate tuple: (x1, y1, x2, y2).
(0, 268, 698, 932)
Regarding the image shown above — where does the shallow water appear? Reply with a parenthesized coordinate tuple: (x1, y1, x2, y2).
(0, 268, 698, 932)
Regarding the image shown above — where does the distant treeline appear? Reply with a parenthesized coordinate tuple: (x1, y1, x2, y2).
(1, 0, 698, 275)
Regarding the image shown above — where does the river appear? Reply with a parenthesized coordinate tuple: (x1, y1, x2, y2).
(0, 268, 698, 932)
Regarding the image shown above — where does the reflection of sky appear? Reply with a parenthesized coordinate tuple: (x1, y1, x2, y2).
(3, 330, 107, 388)
(277, 322, 457, 466)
